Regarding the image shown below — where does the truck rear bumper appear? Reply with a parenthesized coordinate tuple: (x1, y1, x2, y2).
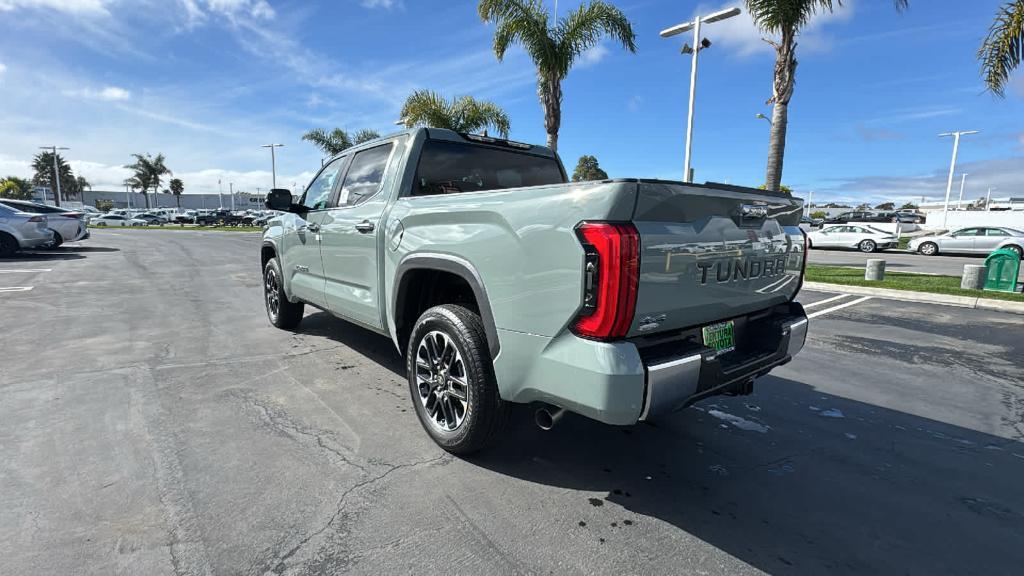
(639, 310, 807, 421)
(494, 303, 807, 426)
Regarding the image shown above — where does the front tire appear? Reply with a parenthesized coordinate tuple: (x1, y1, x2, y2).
(406, 305, 508, 455)
(919, 242, 938, 256)
(859, 239, 877, 253)
(263, 258, 304, 329)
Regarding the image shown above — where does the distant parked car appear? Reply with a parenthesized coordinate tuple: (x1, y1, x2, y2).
(823, 211, 894, 224)
(807, 225, 898, 253)
(93, 214, 149, 227)
(0, 199, 89, 247)
(0, 203, 54, 256)
(135, 213, 168, 225)
(908, 227, 1024, 258)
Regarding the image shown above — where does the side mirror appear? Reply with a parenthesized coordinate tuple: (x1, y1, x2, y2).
(266, 188, 295, 212)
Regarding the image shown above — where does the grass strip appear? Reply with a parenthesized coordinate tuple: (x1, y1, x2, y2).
(806, 264, 1024, 302)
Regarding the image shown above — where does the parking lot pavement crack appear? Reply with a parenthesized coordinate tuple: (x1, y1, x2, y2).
(251, 454, 449, 576)
(227, 388, 368, 473)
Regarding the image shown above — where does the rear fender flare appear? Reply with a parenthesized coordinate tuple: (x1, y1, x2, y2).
(391, 253, 500, 359)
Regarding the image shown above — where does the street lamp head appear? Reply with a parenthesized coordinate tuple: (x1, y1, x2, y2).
(659, 6, 740, 37)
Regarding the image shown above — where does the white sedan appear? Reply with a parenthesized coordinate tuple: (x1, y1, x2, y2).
(93, 214, 149, 227)
(807, 225, 898, 253)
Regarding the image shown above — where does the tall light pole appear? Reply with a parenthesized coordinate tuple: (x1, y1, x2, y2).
(261, 143, 284, 189)
(986, 187, 995, 211)
(805, 190, 814, 217)
(956, 173, 968, 210)
(938, 130, 978, 229)
(39, 146, 70, 206)
(218, 179, 223, 209)
(660, 6, 741, 183)
(229, 182, 235, 211)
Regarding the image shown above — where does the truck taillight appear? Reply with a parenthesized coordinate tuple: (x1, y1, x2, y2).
(572, 222, 640, 340)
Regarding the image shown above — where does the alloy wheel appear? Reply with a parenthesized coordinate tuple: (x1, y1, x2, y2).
(415, 331, 470, 432)
(264, 267, 280, 318)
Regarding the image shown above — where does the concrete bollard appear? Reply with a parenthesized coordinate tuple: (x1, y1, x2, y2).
(865, 259, 886, 281)
(961, 264, 987, 290)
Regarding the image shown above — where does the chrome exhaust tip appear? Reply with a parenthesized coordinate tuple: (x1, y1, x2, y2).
(535, 406, 565, 431)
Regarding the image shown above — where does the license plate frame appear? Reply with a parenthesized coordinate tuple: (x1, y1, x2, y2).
(702, 320, 735, 354)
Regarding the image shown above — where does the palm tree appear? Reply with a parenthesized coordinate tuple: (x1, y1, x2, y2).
(124, 153, 172, 209)
(169, 178, 184, 209)
(31, 151, 75, 207)
(979, 1, 1024, 96)
(746, 0, 908, 191)
(478, 0, 636, 152)
(75, 175, 90, 203)
(399, 90, 511, 137)
(302, 127, 381, 157)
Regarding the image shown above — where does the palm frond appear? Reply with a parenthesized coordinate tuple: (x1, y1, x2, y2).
(353, 129, 381, 144)
(479, 0, 558, 69)
(556, 1, 636, 77)
(401, 90, 511, 137)
(745, 0, 839, 34)
(979, 0, 1024, 97)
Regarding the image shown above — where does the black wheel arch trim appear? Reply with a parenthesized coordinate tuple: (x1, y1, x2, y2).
(393, 253, 500, 359)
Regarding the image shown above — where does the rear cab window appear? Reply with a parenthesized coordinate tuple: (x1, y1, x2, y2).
(410, 140, 565, 197)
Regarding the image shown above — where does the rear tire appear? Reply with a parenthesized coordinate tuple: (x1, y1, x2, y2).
(50, 232, 63, 248)
(406, 304, 508, 455)
(919, 242, 938, 256)
(859, 239, 877, 253)
(1005, 245, 1023, 259)
(0, 233, 18, 257)
(263, 258, 304, 329)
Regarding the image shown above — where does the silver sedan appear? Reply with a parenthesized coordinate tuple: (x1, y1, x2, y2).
(908, 227, 1024, 258)
(0, 203, 54, 256)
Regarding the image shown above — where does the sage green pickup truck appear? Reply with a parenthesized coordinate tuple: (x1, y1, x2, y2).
(261, 127, 808, 454)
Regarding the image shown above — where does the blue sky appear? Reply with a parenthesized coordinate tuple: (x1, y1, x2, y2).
(0, 0, 1021, 205)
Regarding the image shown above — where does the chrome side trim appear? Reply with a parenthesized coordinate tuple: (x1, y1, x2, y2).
(639, 353, 702, 421)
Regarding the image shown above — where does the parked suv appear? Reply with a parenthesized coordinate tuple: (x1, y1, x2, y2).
(823, 211, 893, 224)
(0, 203, 54, 256)
(261, 128, 808, 454)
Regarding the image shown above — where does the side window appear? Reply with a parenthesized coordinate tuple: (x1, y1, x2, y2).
(986, 228, 1007, 236)
(338, 144, 393, 207)
(956, 228, 980, 237)
(300, 157, 345, 211)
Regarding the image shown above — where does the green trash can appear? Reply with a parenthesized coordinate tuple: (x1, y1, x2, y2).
(984, 248, 1021, 293)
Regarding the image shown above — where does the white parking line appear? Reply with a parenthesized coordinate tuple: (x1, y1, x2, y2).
(0, 269, 51, 273)
(807, 296, 873, 319)
(801, 294, 850, 309)
(0, 286, 33, 293)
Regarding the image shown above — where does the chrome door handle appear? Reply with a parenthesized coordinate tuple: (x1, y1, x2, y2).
(355, 220, 375, 233)
(300, 223, 320, 233)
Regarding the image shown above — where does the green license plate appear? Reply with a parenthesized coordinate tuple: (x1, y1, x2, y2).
(702, 321, 735, 354)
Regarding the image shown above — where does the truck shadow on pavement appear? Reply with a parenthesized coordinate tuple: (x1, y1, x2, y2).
(469, 376, 1024, 576)
(290, 312, 1023, 575)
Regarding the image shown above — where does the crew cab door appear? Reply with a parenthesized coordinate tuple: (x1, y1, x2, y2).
(319, 142, 398, 329)
(281, 156, 347, 309)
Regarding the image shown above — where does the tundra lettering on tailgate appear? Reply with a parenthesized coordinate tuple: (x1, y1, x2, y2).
(695, 257, 789, 285)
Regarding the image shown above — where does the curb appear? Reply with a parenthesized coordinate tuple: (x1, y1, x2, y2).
(802, 281, 1024, 315)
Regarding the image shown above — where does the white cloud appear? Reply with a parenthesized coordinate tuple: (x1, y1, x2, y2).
(63, 85, 131, 101)
(578, 43, 609, 68)
(0, 62, 6, 75)
(178, 0, 275, 25)
(361, 0, 398, 8)
(0, 0, 109, 15)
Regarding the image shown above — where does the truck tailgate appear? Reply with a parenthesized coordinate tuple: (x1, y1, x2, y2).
(629, 180, 805, 337)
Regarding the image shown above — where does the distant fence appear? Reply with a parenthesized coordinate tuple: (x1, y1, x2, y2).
(922, 211, 1024, 231)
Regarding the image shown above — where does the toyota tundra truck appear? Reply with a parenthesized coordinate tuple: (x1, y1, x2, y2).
(261, 128, 808, 454)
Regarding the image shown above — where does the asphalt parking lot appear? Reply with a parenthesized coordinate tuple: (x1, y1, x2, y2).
(2, 229, 1023, 575)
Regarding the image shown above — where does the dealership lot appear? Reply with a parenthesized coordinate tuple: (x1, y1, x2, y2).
(2, 229, 1022, 575)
